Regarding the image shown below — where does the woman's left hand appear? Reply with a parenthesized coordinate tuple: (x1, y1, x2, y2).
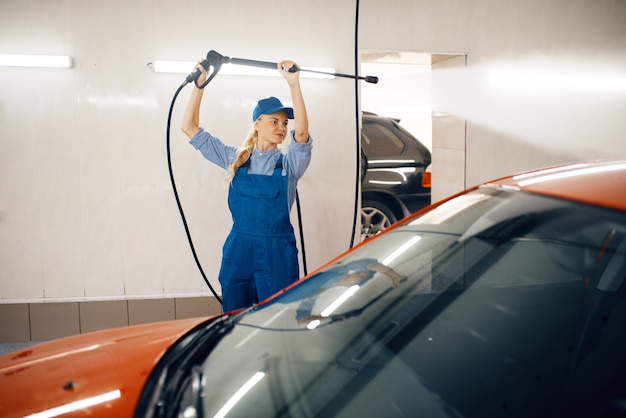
(278, 60, 300, 84)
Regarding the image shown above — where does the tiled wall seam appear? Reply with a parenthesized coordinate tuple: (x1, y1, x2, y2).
(0, 297, 221, 343)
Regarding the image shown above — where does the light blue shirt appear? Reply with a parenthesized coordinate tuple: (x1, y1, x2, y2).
(189, 128, 313, 209)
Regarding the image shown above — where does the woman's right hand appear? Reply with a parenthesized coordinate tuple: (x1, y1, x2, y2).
(194, 59, 208, 87)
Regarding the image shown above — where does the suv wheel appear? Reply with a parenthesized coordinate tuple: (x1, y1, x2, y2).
(361, 200, 397, 241)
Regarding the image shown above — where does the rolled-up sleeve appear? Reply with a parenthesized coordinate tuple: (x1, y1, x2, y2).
(285, 130, 313, 209)
(285, 130, 313, 180)
(189, 128, 237, 170)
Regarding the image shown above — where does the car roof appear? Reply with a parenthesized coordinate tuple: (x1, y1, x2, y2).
(484, 160, 626, 212)
(362, 111, 400, 123)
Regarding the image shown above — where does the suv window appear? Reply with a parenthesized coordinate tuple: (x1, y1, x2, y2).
(362, 120, 405, 156)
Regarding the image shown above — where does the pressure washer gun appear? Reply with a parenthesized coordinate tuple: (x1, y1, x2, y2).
(184, 50, 226, 88)
(185, 50, 379, 88)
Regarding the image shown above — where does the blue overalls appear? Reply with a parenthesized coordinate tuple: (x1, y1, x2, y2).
(218, 155, 299, 312)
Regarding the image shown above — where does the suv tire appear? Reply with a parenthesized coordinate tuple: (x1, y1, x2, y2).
(361, 199, 397, 241)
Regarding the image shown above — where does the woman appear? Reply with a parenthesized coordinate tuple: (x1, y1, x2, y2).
(181, 59, 313, 312)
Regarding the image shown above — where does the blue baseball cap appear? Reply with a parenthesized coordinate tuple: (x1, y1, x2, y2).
(252, 96, 294, 121)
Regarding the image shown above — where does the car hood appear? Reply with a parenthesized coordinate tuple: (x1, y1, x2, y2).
(0, 316, 212, 417)
(486, 160, 626, 212)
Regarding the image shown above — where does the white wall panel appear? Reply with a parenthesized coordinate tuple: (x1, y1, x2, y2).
(0, 0, 360, 302)
(3, 0, 624, 304)
(360, 0, 626, 188)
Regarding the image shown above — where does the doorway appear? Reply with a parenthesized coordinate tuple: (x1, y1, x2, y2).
(361, 50, 467, 204)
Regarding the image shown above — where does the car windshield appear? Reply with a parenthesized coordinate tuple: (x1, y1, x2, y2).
(194, 187, 626, 418)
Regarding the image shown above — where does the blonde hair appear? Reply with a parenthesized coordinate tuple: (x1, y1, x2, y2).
(227, 124, 258, 182)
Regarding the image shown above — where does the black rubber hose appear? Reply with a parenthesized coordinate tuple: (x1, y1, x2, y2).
(166, 83, 222, 304)
(295, 191, 308, 276)
(349, 0, 362, 249)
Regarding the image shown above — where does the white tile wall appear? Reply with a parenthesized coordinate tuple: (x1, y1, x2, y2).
(2, 0, 625, 304)
(0, 0, 360, 303)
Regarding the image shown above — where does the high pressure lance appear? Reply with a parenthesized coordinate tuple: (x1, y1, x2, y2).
(168, 49, 378, 303)
(182, 50, 379, 87)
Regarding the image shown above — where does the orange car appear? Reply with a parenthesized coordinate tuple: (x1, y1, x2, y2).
(2, 160, 626, 417)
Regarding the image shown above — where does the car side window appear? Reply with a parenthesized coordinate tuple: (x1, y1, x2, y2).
(362, 121, 405, 157)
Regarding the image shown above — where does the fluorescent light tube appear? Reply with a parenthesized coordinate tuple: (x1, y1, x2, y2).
(150, 60, 334, 79)
(0, 54, 73, 68)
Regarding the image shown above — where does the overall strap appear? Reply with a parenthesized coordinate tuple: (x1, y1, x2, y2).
(274, 154, 283, 170)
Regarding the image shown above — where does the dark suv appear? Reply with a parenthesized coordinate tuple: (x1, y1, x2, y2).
(361, 111, 431, 240)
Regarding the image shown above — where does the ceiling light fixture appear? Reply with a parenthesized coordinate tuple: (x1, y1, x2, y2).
(0, 54, 73, 68)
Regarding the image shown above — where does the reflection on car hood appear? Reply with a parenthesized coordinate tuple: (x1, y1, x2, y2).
(0, 316, 210, 417)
